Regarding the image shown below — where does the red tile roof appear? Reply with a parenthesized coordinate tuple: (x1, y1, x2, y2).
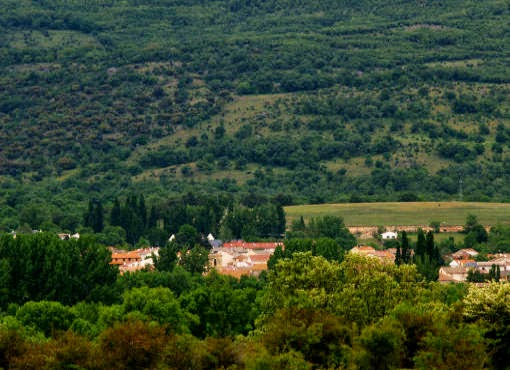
(111, 251, 141, 260)
(250, 254, 271, 263)
(222, 241, 283, 249)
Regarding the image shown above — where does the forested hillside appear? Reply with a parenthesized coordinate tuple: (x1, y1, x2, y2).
(0, 0, 509, 231)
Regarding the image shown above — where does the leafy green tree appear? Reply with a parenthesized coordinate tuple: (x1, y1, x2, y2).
(19, 204, 49, 230)
(180, 245, 209, 275)
(284, 239, 313, 256)
(122, 286, 191, 332)
(154, 242, 179, 272)
(267, 245, 284, 270)
(337, 254, 417, 326)
(16, 301, 76, 337)
(414, 323, 488, 370)
(389, 302, 449, 368)
(98, 320, 167, 370)
(96, 225, 127, 246)
(176, 224, 200, 248)
(356, 317, 404, 370)
(463, 282, 510, 368)
(260, 307, 352, 369)
(488, 225, 510, 253)
(313, 237, 344, 262)
(463, 214, 480, 234)
(294, 216, 357, 250)
(0, 233, 117, 305)
(429, 221, 441, 233)
(465, 224, 489, 248)
(0, 259, 10, 309)
(261, 252, 343, 314)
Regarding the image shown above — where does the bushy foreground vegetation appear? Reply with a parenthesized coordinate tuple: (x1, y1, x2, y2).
(2, 228, 510, 369)
(1, 0, 510, 229)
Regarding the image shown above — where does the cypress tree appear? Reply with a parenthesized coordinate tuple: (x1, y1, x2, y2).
(276, 204, 286, 236)
(415, 229, 426, 257)
(138, 194, 147, 230)
(148, 205, 158, 229)
(110, 198, 121, 226)
(425, 231, 435, 258)
(395, 245, 402, 266)
(401, 231, 410, 264)
(84, 200, 94, 229)
(92, 201, 104, 233)
(84, 199, 104, 233)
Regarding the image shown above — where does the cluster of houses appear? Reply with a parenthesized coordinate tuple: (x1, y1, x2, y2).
(39, 229, 499, 283)
(106, 238, 510, 283)
(438, 248, 510, 282)
(109, 247, 160, 273)
(350, 245, 397, 262)
(208, 240, 282, 278)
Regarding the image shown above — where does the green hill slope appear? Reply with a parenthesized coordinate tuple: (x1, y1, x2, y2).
(0, 0, 509, 229)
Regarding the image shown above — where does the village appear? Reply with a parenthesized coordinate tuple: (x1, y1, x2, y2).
(104, 227, 510, 283)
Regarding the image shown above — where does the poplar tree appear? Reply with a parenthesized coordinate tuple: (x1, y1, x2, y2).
(401, 231, 411, 264)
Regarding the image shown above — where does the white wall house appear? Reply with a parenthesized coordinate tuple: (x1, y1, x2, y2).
(381, 231, 398, 240)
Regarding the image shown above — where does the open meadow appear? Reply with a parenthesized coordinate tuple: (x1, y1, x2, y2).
(285, 202, 510, 227)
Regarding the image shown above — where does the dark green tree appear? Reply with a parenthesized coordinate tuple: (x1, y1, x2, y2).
(148, 205, 158, 229)
(180, 245, 209, 275)
(176, 224, 200, 248)
(313, 237, 344, 262)
(267, 245, 285, 270)
(395, 246, 402, 266)
(488, 264, 501, 282)
(138, 195, 147, 230)
(415, 229, 426, 257)
(94, 201, 104, 233)
(425, 231, 435, 258)
(0, 233, 117, 305)
(401, 231, 411, 264)
(154, 242, 179, 272)
(463, 214, 479, 234)
(275, 204, 286, 236)
(84, 199, 104, 233)
(110, 198, 121, 227)
(466, 269, 485, 282)
(292, 216, 306, 232)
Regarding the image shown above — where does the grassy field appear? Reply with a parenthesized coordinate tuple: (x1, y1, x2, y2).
(285, 202, 510, 226)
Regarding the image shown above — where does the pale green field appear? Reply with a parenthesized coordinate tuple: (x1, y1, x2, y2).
(285, 202, 510, 226)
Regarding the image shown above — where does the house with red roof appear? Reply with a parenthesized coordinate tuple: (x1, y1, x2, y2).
(209, 240, 281, 278)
